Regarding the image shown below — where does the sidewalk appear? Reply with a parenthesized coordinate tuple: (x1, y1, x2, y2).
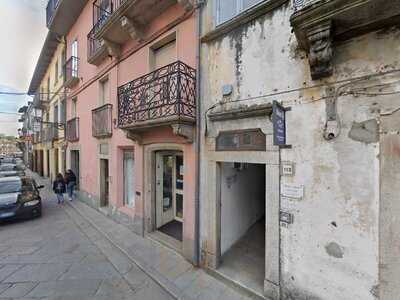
(33, 172, 255, 300)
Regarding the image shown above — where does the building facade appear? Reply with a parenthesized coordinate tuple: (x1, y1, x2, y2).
(199, 0, 400, 299)
(28, 32, 67, 181)
(45, 0, 198, 263)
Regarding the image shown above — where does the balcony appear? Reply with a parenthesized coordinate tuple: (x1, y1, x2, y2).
(87, 27, 108, 66)
(32, 92, 49, 109)
(92, 104, 113, 138)
(33, 132, 42, 145)
(118, 61, 196, 142)
(41, 122, 64, 143)
(66, 118, 79, 142)
(290, 0, 400, 80)
(90, 0, 193, 56)
(64, 57, 79, 88)
(46, 0, 88, 35)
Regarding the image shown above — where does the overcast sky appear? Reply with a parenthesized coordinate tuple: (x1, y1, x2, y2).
(0, 0, 48, 136)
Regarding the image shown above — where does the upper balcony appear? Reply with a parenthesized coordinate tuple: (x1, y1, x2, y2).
(32, 92, 49, 109)
(46, 0, 88, 36)
(87, 0, 194, 62)
(63, 57, 79, 88)
(118, 61, 196, 142)
(66, 118, 79, 142)
(92, 104, 113, 138)
(290, 0, 400, 80)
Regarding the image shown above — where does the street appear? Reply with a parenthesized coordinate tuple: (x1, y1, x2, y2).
(0, 176, 174, 300)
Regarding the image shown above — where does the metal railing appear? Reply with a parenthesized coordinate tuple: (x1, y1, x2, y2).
(118, 61, 196, 128)
(41, 123, 61, 143)
(46, 0, 61, 27)
(92, 104, 113, 138)
(66, 118, 79, 142)
(64, 56, 79, 84)
(92, 0, 127, 30)
(32, 92, 48, 108)
(87, 27, 104, 60)
(293, 0, 329, 11)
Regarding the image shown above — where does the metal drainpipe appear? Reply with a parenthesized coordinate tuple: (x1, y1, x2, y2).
(194, 0, 203, 266)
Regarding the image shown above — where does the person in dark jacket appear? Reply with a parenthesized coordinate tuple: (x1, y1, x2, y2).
(65, 169, 77, 201)
(53, 173, 66, 204)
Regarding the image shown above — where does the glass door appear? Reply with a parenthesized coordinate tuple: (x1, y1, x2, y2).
(155, 152, 184, 228)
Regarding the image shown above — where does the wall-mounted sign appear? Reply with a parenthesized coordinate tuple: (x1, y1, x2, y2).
(216, 129, 266, 151)
(273, 101, 288, 146)
(281, 183, 304, 199)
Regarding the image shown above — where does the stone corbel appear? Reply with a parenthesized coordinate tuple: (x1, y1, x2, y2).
(120, 16, 144, 41)
(171, 124, 194, 143)
(125, 131, 143, 145)
(306, 21, 333, 80)
(177, 0, 194, 11)
(103, 39, 121, 58)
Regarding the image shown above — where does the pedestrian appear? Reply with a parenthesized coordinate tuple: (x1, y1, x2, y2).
(53, 173, 66, 204)
(65, 169, 77, 201)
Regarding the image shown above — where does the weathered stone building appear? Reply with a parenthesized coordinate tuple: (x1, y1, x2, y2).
(199, 0, 400, 299)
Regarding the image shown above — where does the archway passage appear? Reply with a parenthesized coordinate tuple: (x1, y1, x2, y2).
(219, 162, 266, 295)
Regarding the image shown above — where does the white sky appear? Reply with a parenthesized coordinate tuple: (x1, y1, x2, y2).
(0, 0, 48, 136)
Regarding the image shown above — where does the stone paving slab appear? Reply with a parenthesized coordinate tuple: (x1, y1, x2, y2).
(3, 264, 71, 283)
(0, 282, 38, 298)
(26, 279, 102, 298)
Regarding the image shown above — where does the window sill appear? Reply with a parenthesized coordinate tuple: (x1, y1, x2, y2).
(201, 0, 288, 43)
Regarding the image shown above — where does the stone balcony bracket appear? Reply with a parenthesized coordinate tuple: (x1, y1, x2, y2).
(306, 20, 333, 80)
(177, 0, 194, 12)
(103, 39, 121, 58)
(171, 124, 195, 143)
(120, 16, 144, 42)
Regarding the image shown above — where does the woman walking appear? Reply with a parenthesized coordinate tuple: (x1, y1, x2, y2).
(65, 169, 77, 201)
(53, 173, 66, 204)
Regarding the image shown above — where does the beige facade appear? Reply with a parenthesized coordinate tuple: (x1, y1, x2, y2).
(31, 37, 66, 181)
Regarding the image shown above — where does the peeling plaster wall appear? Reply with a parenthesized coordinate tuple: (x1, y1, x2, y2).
(200, 1, 400, 299)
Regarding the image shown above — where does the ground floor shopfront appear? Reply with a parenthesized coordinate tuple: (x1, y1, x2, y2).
(66, 127, 198, 264)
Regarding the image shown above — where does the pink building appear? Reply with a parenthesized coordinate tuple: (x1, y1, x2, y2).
(47, 0, 198, 263)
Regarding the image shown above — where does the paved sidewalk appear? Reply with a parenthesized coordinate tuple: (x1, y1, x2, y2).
(32, 172, 255, 300)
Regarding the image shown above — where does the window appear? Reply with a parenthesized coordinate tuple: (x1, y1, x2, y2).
(55, 60, 59, 83)
(72, 98, 77, 118)
(216, 0, 263, 25)
(99, 77, 109, 106)
(60, 99, 66, 123)
(123, 150, 135, 207)
(47, 77, 51, 101)
(54, 104, 59, 124)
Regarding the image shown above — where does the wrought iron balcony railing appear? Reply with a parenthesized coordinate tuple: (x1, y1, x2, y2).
(118, 61, 196, 129)
(41, 123, 61, 143)
(92, 0, 127, 32)
(88, 27, 104, 61)
(32, 92, 49, 108)
(293, 0, 330, 11)
(64, 56, 79, 88)
(92, 104, 113, 138)
(66, 118, 79, 142)
(46, 0, 61, 27)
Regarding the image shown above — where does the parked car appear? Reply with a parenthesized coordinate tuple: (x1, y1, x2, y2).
(0, 177, 43, 220)
(0, 157, 16, 164)
(0, 164, 25, 178)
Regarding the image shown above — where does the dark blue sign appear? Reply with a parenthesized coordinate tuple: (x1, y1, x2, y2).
(273, 101, 286, 146)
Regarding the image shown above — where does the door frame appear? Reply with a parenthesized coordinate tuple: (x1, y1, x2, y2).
(155, 151, 184, 228)
(143, 143, 185, 235)
(100, 158, 109, 207)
